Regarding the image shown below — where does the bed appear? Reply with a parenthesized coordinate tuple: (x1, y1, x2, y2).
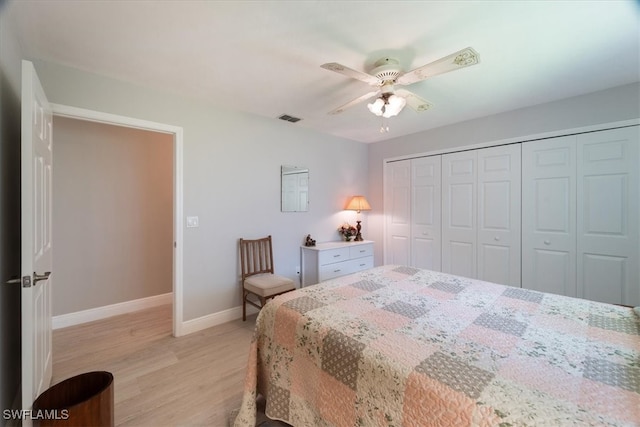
(233, 265, 640, 426)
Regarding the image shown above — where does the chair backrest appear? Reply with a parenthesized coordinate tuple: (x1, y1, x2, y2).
(239, 235, 275, 281)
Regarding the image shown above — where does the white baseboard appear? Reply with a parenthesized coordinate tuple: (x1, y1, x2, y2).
(53, 293, 173, 329)
(180, 305, 259, 335)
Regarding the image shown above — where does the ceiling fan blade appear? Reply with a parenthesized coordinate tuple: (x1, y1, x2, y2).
(328, 91, 380, 115)
(321, 62, 380, 86)
(395, 89, 434, 112)
(396, 47, 480, 86)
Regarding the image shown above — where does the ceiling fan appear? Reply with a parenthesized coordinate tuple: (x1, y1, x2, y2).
(321, 47, 480, 118)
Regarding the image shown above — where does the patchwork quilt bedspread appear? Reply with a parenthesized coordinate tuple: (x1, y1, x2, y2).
(234, 265, 640, 426)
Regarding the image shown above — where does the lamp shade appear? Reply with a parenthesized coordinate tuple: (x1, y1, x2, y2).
(345, 195, 372, 213)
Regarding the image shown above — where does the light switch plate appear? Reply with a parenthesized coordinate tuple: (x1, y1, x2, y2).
(186, 216, 199, 228)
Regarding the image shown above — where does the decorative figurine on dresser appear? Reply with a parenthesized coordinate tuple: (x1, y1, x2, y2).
(304, 234, 316, 247)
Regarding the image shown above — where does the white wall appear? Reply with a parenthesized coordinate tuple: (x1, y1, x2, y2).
(33, 59, 369, 322)
(52, 117, 174, 316)
(368, 83, 640, 265)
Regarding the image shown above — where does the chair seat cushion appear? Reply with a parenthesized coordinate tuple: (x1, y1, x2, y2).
(245, 273, 295, 297)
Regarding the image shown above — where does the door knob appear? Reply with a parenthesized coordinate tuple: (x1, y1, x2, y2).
(5, 276, 31, 287)
(33, 271, 51, 284)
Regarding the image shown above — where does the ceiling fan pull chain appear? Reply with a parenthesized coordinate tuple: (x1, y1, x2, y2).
(379, 117, 389, 133)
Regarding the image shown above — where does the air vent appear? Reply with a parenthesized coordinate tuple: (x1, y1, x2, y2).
(278, 114, 302, 123)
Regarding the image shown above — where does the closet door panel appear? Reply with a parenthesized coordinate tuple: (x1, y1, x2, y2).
(522, 137, 577, 296)
(442, 151, 477, 278)
(448, 241, 475, 278)
(384, 160, 411, 265)
(530, 249, 572, 295)
(412, 156, 441, 270)
(577, 127, 639, 306)
(477, 144, 521, 286)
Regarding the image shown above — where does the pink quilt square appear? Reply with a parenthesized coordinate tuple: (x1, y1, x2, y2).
(332, 285, 368, 299)
(459, 323, 519, 355)
(499, 356, 580, 402)
(317, 371, 357, 426)
(578, 378, 640, 424)
(588, 327, 640, 351)
(360, 308, 411, 331)
(290, 354, 322, 408)
(403, 371, 487, 426)
(273, 307, 301, 350)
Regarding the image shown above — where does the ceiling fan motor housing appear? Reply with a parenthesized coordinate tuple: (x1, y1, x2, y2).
(371, 57, 402, 86)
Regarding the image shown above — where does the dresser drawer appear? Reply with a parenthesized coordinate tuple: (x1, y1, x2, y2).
(350, 244, 373, 259)
(350, 256, 373, 271)
(319, 261, 351, 281)
(318, 257, 374, 282)
(318, 247, 351, 266)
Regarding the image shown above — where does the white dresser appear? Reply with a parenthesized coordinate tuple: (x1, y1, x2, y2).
(300, 240, 374, 287)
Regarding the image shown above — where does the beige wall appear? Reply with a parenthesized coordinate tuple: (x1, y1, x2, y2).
(52, 117, 173, 316)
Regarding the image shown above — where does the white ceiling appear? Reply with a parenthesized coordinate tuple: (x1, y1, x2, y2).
(7, 0, 640, 143)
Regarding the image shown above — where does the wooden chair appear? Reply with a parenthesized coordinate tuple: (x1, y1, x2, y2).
(239, 235, 295, 321)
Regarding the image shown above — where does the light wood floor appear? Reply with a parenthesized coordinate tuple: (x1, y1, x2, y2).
(52, 305, 256, 427)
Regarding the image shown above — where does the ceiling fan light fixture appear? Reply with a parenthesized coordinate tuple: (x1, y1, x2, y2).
(382, 94, 406, 118)
(367, 98, 384, 116)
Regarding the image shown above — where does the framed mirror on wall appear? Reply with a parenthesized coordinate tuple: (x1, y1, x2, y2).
(281, 165, 309, 212)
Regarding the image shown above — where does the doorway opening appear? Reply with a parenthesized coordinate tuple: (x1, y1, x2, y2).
(51, 104, 183, 337)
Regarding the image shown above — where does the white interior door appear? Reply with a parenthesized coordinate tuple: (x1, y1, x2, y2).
(577, 127, 639, 306)
(522, 136, 577, 297)
(384, 160, 411, 265)
(411, 156, 441, 271)
(21, 60, 53, 414)
(442, 151, 477, 278)
(477, 144, 521, 286)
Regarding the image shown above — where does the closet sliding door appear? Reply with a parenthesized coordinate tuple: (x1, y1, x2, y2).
(522, 127, 639, 305)
(477, 144, 521, 286)
(441, 145, 521, 286)
(385, 157, 442, 270)
(577, 127, 639, 306)
(522, 136, 577, 297)
(384, 160, 411, 265)
(442, 151, 477, 278)
(412, 156, 442, 270)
